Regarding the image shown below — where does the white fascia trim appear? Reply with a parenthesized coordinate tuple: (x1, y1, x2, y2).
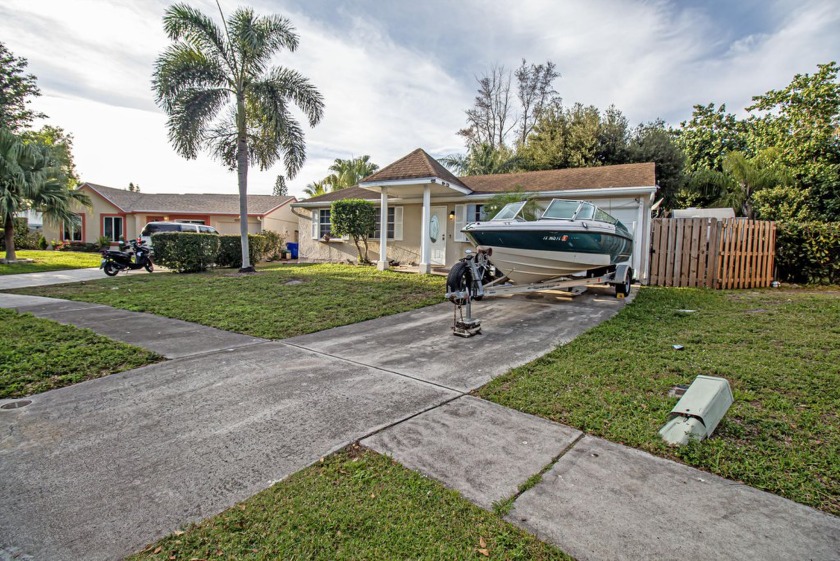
(359, 177, 473, 195)
(422, 185, 659, 204)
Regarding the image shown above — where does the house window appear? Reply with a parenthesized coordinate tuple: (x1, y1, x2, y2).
(318, 209, 332, 238)
(103, 216, 124, 242)
(373, 207, 395, 239)
(63, 215, 83, 241)
(453, 203, 485, 242)
(175, 219, 206, 224)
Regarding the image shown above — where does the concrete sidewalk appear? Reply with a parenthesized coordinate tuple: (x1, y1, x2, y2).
(363, 396, 840, 561)
(0, 267, 106, 289)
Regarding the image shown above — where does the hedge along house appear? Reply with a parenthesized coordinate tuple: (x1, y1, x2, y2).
(292, 148, 659, 282)
(43, 183, 298, 246)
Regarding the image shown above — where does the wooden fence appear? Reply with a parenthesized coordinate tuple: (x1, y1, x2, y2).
(649, 218, 776, 289)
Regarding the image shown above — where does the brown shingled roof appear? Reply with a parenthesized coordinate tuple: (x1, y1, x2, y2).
(360, 148, 468, 189)
(299, 185, 378, 204)
(460, 163, 655, 193)
(83, 183, 294, 215)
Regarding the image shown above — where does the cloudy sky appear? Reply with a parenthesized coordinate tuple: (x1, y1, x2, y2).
(1, 0, 838, 197)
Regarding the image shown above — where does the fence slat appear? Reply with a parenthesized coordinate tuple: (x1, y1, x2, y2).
(708, 219, 721, 288)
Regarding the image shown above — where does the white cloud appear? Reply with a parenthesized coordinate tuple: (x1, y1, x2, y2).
(1, 0, 838, 197)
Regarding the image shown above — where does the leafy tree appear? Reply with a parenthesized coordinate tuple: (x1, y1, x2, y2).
(273, 175, 287, 196)
(751, 185, 812, 222)
(127, 182, 140, 192)
(746, 62, 840, 221)
(441, 143, 520, 176)
(627, 119, 686, 208)
(0, 42, 45, 132)
(518, 103, 602, 170)
(0, 128, 90, 260)
(330, 199, 375, 263)
(152, 3, 324, 272)
(21, 126, 78, 188)
(596, 105, 630, 165)
(676, 103, 747, 174)
(514, 59, 561, 146)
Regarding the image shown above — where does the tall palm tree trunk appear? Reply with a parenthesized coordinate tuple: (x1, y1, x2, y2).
(236, 96, 253, 273)
(3, 214, 17, 261)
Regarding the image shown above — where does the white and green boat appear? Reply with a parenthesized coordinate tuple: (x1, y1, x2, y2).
(462, 199, 633, 284)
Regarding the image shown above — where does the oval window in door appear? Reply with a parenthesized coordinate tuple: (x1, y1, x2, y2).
(429, 214, 440, 243)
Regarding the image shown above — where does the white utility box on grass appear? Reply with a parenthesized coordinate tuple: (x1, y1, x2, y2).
(659, 375, 734, 446)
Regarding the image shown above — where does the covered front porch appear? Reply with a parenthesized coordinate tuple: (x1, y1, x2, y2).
(357, 149, 472, 274)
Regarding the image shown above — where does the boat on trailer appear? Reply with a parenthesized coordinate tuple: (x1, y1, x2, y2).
(462, 199, 633, 284)
(444, 199, 635, 337)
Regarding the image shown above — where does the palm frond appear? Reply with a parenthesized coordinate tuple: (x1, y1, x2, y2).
(255, 68, 324, 127)
(162, 3, 234, 72)
(167, 87, 230, 160)
(229, 8, 298, 76)
(153, 43, 229, 110)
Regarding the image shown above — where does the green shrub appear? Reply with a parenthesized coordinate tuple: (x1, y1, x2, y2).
(215, 234, 268, 268)
(56, 242, 101, 253)
(261, 230, 286, 260)
(37, 235, 47, 250)
(0, 218, 40, 251)
(775, 222, 840, 284)
(151, 232, 220, 273)
(331, 199, 376, 263)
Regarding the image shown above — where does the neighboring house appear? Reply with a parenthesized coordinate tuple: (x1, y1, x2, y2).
(42, 183, 298, 245)
(292, 148, 658, 282)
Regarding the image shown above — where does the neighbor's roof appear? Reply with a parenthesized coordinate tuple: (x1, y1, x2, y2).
(360, 148, 468, 189)
(81, 183, 295, 215)
(460, 163, 656, 193)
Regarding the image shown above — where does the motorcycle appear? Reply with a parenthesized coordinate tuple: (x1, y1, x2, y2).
(100, 238, 154, 276)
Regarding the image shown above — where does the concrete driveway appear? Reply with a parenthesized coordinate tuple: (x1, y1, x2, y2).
(0, 290, 630, 561)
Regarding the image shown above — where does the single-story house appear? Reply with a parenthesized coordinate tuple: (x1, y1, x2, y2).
(43, 182, 298, 246)
(292, 148, 658, 282)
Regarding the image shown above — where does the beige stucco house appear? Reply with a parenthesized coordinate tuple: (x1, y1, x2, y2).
(292, 148, 658, 282)
(43, 182, 298, 246)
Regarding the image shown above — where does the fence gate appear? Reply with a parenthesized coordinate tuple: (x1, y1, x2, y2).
(649, 218, 776, 289)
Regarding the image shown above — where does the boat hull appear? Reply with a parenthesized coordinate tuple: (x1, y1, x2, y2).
(466, 226, 632, 284)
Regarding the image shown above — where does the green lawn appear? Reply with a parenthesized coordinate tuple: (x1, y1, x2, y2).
(0, 250, 101, 275)
(128, 446, 570, 561)
(0, 309, 163, 398)
(478, 287, 840, 515)
(12, 264, 446, 339)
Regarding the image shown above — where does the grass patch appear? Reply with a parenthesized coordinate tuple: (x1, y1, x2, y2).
(0, 309, 163, 398)
(478, 287, 840, 515)
(129, 446, 570, 561)
(0, 250, 101, 275)
(11, 264, 445, 339)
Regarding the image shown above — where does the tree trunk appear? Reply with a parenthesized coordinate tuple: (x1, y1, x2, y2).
(236, 94, 253, 273)
(4, 214, 17, 261)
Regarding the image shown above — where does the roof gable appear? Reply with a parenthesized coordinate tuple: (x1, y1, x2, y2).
(360, 148, 468, 189)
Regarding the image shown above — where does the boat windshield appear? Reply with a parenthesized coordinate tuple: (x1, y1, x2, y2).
(541, 199, 580, 220)
(490, 201, 527, 221)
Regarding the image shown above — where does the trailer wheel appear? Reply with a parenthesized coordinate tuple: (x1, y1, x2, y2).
(446, 261, 472, 305)
(616, 268, 632, 297)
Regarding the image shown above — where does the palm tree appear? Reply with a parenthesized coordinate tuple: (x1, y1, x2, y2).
(302, 179, 329, 198)
(441, 143, 520, 176)
(326, 155, 379, 190)
(0, 128, 90, 260)
(152, 3, 324, 271)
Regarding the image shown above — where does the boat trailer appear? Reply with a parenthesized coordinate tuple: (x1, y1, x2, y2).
(444, 249, 633, 337)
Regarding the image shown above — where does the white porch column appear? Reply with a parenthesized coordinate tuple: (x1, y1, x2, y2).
(377, 189, 389, 270)
(419, 184, 432, 274)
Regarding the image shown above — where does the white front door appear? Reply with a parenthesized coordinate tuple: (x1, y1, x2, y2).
(429, 206, 447, 265)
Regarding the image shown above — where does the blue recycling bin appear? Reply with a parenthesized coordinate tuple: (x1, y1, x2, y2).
(286, 242, 298, 259)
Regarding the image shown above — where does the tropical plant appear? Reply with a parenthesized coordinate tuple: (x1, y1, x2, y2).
(441, 143, 520, 176)
(483, 187, 540, 221)
(326, 155, 379, 190)
(685, 150, 790, 218)
(303, 179, 329, 198)
(0, 128, 90, 260)
(330, 199, 376, 264)
(152, 3, 324, 271)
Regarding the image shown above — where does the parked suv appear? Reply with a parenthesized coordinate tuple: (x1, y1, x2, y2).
(140, 222, 219, 247)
